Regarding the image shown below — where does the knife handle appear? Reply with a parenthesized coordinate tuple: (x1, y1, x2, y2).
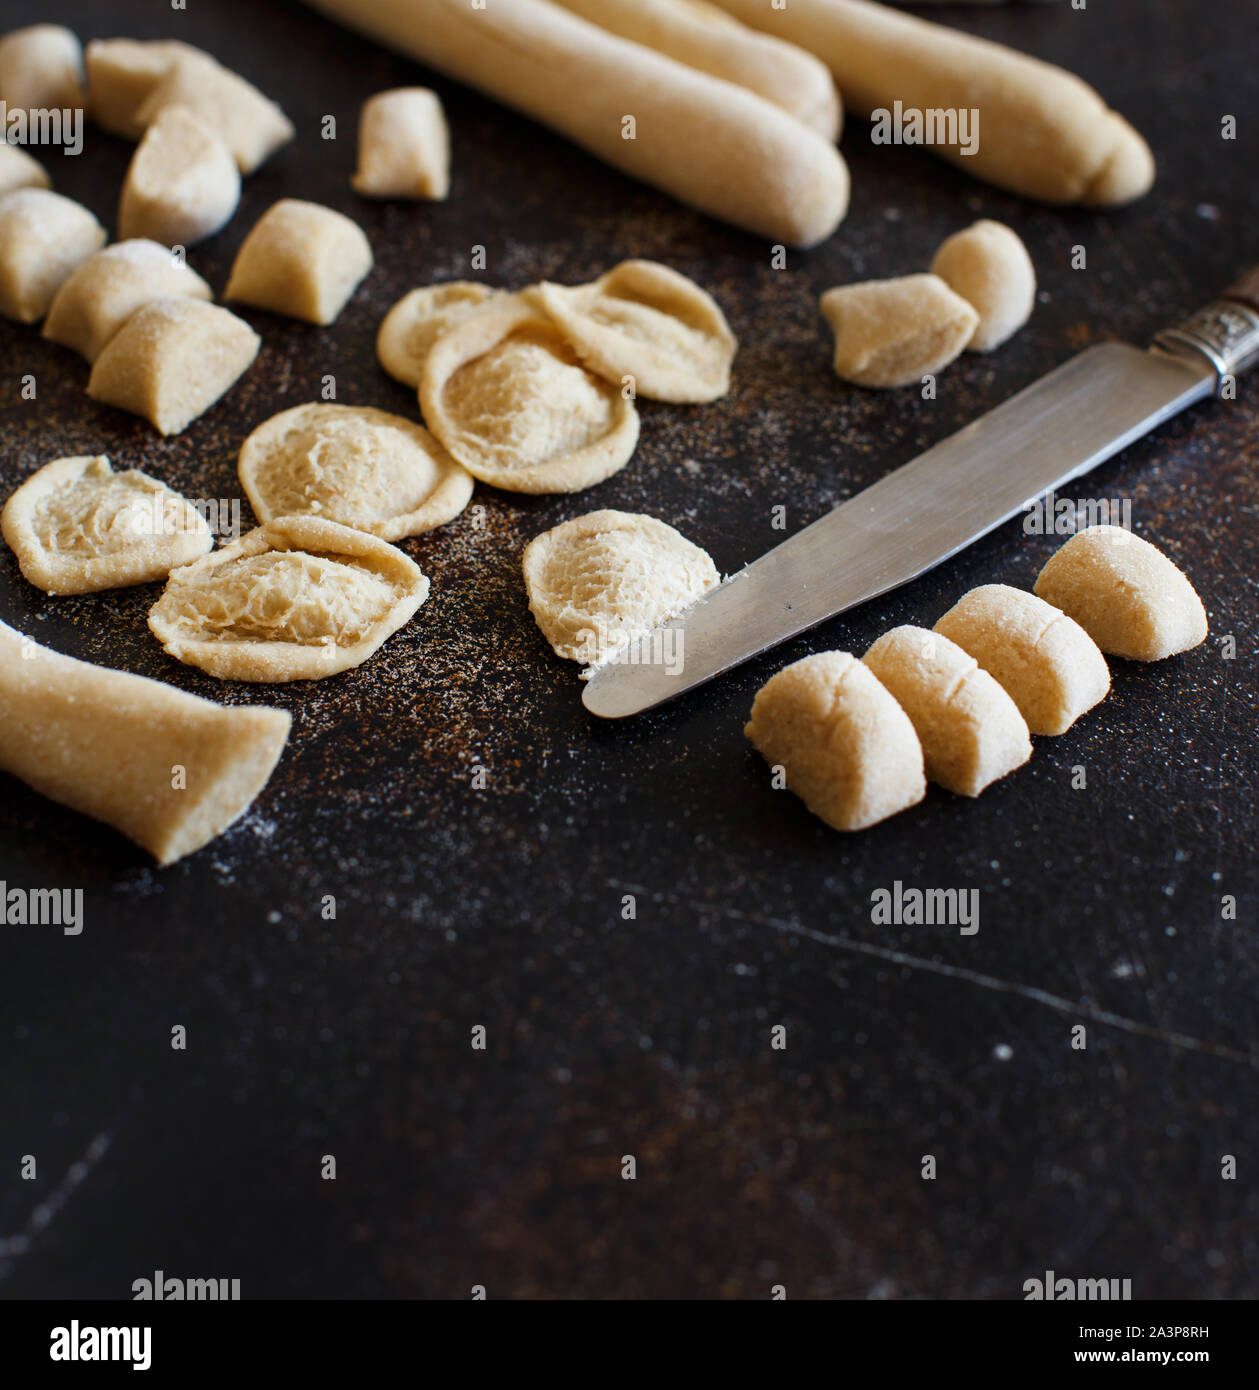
(1152, 265, 1259, 387)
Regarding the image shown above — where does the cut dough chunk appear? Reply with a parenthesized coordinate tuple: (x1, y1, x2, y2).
(820, 274, 978, 389)
(934, 584, 1110, 736)
(930, 220, 1036, 353)
(0, 188, 105, 323)
(352, 87, 450, 200)
(88, 298, 260, 436)
(85, 38, 204, 139)
(528, 260, 736, 403)
(43, 239, 212, 363)
(0, 143, 50, 195)
(377, 281, 503, 388)
(522, 509, 719, 672)
(863, 625, 1032, 798)
(238, 403, 474, 541)
(149, 516, 428, 682)
(745, 651, 926, 832)
(225, 199, 373, 325)
(135, 48, 294, 174)
(118, 104, 240, 247)
(1033, 524, 1208, 662)
(2, 453, 212, 595)
(0, 24, 84, 113)
(420, 296, 639, 493)
(0, 616, 289, 866)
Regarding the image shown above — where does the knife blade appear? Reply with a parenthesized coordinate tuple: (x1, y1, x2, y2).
(583, 269, 1259, 719)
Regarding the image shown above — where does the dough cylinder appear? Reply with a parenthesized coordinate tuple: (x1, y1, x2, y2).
(0, 618, 290, 865)
(707, 0, 1154, 207)
(300, 0, 849, 247)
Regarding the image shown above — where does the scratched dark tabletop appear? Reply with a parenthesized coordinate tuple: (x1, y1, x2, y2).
(0, 0, 1256, 1301)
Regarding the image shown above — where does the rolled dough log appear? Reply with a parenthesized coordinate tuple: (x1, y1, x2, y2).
(0, 617, 290, 865)
(300, 0, 849, 246)
(707, 0, 1154, 206)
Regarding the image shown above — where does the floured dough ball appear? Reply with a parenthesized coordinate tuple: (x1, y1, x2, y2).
(85, 38, 204, 139)
(118, 104, 240, 247)
(43, 239, 212, 363)
(1033, 525, 1208, 662)
(1, 454, 212, 595)
(239, 403, 474, 541)
(149, 516, 429, 681)
(0, 189, 105, 323)
(528, 260, 736, 403)
(88, 298, 260, 436)
(0, 144, 49, 196)
(819, 274, 978, 389)
(135, 48, 293, 174)
(934, 584, 1110, 736)
(522, 509, 719, 673)
(377, 281, 503, 388)
(420, 296, 639, 493)
(353, 87, 450, 200)
(0, 24, 84, 113)
(745, 651, 926, 832)
(225, 199, 373, 325)
(930, 220, 1036, 353)
(863, 625, 1031, 798)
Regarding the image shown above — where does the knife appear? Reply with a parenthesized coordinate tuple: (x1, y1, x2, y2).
(583, 267, 1259, 719)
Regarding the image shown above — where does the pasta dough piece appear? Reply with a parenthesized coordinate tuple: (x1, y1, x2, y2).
(0, 189, 105, 323)
(745, 651, 926, 832)
(819, 274, 978, 389)
(43, 239, 212, 363)
(238, 403, 474, 541)
(0, 616, 290, 866)
(527, 260, 737, 404)
(2, 454, 212, 595)
(930, 220, 1036, 353)
(0, 143, 49, 195)
(135, 48, 294, 174)
(551, 0, 841, 140)
(352, 87, 449, 200)
(522, 509, 719, 671)
(863, 625, 1031, 798)
(420, 296, 639, 493)
(0, 24, 84, 113)
(85, 38, 204, 139)
(148, 516, 429, 682)
(1033, 525, 1208, 662)
(118, 104, 241, 247)
(225, 199, 373, 325)
(88, 298, 260, 436)
(933, 584, 1110, 736)
(376, 281, 503, 388)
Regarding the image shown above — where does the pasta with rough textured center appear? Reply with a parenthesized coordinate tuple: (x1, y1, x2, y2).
(2, 454, 212, 595)
(523, 509, 719, 672)
(148, 516, 428, 681)
(238, 403, 474, 540)
(421, 297, 639, 493)
(376, 281, 503, 388)
(528, 260, 737, 403)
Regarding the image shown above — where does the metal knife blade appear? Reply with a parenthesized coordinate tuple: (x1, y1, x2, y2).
(584, 343, 1215, 720)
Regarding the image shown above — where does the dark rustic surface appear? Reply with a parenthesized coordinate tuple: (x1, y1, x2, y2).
(1, 0, 1256, 1300)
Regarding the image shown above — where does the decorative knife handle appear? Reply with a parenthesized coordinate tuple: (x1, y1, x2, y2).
(1153, 265, 1259, 387)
